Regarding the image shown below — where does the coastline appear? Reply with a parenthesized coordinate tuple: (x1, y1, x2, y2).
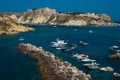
(16, 43, 91, 80)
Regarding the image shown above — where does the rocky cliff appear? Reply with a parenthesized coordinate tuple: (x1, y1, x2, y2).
(0, 14, 34, 35)
(1, 7, 119, 26)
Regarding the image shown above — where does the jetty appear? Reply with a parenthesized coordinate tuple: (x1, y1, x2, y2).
(16, 43, 91, 80)
(108, 53, 120, 59)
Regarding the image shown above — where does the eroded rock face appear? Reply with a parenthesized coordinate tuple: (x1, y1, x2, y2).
(16, 43, 91, 80)
(17, 7, 57, 24)
(0, 15, 34, 35)
(0, 7, 119, 26)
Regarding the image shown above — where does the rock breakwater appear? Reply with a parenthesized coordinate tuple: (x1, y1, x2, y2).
(16, 43, 91, 80)
(109, 54, 120, 59)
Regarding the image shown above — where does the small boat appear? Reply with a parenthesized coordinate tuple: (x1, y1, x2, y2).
(118, 40, 120, 44)
(109, 46, 119, 51)
(72, 53, 89, 60)
(84, 61, 99, 67)
(87, 65, 100, 70)
(100, 67, 114, 72)
(19, 37, 25, 41)
(80, 41, 89, 46)
(53, 26, 56, 27)
(56, 47, 62, 50)
(116, 50, 120, 54)
(89, 30, 93, 33)
(84, 61, 100, 69)
(113, 72, 120, 78)
(81, 58, 96, 62)
(74, 29, 77, 31)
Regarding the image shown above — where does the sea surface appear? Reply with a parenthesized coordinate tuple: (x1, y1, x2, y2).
(0, 25, 120, 80)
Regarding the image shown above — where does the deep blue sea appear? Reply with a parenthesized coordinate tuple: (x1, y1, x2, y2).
(0, 25, 120, 80)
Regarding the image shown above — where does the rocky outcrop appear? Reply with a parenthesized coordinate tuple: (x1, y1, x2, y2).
(109, 54, 120, 59)
(16, 9, 118, 26)
(1, 7, 119, 26)
(16, 43, 91, 80)
(16, 7, 57, 24)
(0, 14, 34, 35)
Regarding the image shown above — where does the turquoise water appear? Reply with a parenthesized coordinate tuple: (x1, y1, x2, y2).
(0, 25, 120, 80)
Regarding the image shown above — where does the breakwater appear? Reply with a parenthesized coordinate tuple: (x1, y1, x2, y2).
(16, 43, 91, 80)
(109, 54, 120, 59)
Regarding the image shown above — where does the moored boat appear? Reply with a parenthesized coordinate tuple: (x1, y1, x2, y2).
(80, 41, 89, 46)
(108, 46, 119, 52)
(84, 61, 99, 67)
(100, 67, 114, 72)
(113, 72, 120, 78)
(19, 37, 25, 41)
(72, 53, 89, 59)
(84, 61, 100, 70)
(82, 58, 96, 62)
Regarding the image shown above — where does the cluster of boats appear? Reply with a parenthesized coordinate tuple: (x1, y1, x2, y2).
(72, 52, 120, 78)
(50, 38, 120, 78)
(108, 45, 120, 78)
(73, 53, 100, 70)
(50, 38, 77, 52)
(50, 38, 89, 53)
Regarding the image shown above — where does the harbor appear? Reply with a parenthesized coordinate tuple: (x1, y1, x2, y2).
(0, 26, 120, 80)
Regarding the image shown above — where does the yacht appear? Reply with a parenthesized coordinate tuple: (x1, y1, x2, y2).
(50, 38, 67, 48)
(84, 61, 100, 69)
(81, 58, 96, 62)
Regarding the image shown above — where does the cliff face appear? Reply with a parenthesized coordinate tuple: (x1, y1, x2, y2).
(1, 7, 119, 26)
(15, 7, 119, 26)
(0, 14, 34, 35)
(16, 7, 57, 24)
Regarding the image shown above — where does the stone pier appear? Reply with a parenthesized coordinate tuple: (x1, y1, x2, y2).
(16, 43, 91, 80)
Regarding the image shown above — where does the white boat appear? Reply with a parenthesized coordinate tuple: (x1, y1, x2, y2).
(89, 30, 93, 33)
(84, 61, 100, 69)
(19, 37, 25, 41)
(84, 61, 99, 67)
(50, 38, 67, 48)
(116, 50, 120, 54)
(80, 41, 89, 46)
(53, 26, 56, 27)
(109, 46, 119, 51)
(82, 58, 96, 62)
(100, 67, 114, 72)
(74, 29, 77, 31)
(72, 53, 89, 59)
(113, 72, 120, 77)
(88, 65, 100, 70)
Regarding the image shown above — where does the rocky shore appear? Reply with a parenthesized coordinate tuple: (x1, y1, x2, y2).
(109, 53, 120, 59)
(16, 43, 91, 80)
(1, 7, 120, 26)
(0, 14, 34, 35)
